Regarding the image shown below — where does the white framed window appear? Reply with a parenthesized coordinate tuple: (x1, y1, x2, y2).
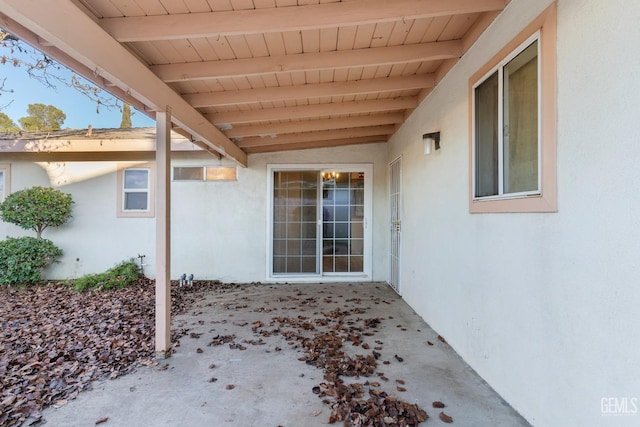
(469, 3, 557, 213)
(173, 166, 237, 181)
(0, 164, 10, 202)
(473, 34, 540, 200)
(117, 164, 155, 218)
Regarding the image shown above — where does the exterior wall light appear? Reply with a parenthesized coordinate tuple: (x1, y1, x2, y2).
(422, 132, 441, 155)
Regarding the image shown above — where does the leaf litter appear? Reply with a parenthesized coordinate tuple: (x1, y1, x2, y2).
(1, 280, 445, 426)
(0, 279, 220, 427)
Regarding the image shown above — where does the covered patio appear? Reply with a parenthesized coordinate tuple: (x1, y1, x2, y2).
(0, 0, 512, 358)
(41, 282, 529, 426)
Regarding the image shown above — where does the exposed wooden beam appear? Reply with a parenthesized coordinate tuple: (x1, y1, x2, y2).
(0, 0, 247, 167)
(209, 97, 418, 124)
(186, 75, 433, 108)
(244, 136, 387, 154)
(226, 113, 404, 138)
(435, 11, 502, 84)
(416, 10, 502, 108)
(236, 125, 395, 148)
(152, 41, 461, 82)
(100, 0, 507, 42)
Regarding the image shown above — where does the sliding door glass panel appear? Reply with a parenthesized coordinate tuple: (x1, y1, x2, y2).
(273, 171, 318, 274)
(322, 171, 365, 273)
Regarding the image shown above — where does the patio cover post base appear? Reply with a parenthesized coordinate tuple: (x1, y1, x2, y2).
(155, 350, 170, 360)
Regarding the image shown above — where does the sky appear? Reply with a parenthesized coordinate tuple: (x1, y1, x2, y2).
(0, 45, 156, 130)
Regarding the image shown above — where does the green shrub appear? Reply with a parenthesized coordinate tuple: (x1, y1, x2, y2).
(0, 236, 63, 285)
(69, 259, 142, 292)
(0, 186, 73, 238)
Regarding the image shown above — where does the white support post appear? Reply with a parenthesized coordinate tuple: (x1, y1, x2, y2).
(155, 108, 172, 359)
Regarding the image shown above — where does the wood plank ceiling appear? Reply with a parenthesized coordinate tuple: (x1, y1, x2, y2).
(0, 0, 508, 164)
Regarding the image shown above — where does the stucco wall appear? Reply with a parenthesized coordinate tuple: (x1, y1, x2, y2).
(1, 143, 388, 283)
(387, 0, 640, 425)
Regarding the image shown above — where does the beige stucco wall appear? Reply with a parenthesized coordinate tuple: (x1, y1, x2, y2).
(0, 142, 389, 283)
(387, 0, 640, 425)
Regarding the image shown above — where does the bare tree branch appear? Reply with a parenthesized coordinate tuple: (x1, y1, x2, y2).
(0, 77, 14, 111)
(0, 28, 121, 113)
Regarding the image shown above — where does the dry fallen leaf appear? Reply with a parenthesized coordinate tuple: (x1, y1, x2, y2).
(439, 411, 454, 423)
(438, 335, 447, 344)
(53, 399, 68, 408)
(433, 401, 446, 408)
(226, 384, 235, 390)
(95, 417, 109, 425)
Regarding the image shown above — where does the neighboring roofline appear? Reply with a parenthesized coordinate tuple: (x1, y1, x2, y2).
(0, 126, 211, 160)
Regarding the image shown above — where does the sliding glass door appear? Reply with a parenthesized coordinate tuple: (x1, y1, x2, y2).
(269, 165, 372, 280)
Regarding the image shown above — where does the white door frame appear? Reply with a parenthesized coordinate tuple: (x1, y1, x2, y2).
(266, 163, 373, 282)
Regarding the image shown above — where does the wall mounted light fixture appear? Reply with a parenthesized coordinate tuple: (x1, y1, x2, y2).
(422, 132, 441, 155)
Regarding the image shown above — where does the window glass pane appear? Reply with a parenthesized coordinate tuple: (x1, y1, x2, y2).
(273, 240, 287, 256)
(287, 223, 301, 239)
(322, 256, 333, 272)
(286, 259, 301, 273)
(124, 192, 148, 210)
(302, 188, 317, 205)
(301, 257, 316, 273)
(206, 166, 236, 181)
(302, 205, 316, 221)
(350, 222, 364, 239)
(334, 205, 349, 221)
(301, 223, 316, 238)
(475, 71, 499, 197)
(334, 240, 349, 254)
(504, 40, 539, 194)
(334, 223, 349, 238)
(286, 240, 301, 254)
(274, 205, 287, 221)
(334, 256, 349, 273)
(124, 169, 149, 189)
(273, 256, 286, 272)
(286, 207, 302, 222)
(301, 239, 316, 255)
(0, 170, 4, 201)
(351, 239, 364, 256)
(334, 189, 349, 205)
(350, 256, 363, 272)
(174, 167, 204, 181)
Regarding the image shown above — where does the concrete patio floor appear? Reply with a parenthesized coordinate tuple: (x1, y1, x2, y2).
(41, 282, 530, 426)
